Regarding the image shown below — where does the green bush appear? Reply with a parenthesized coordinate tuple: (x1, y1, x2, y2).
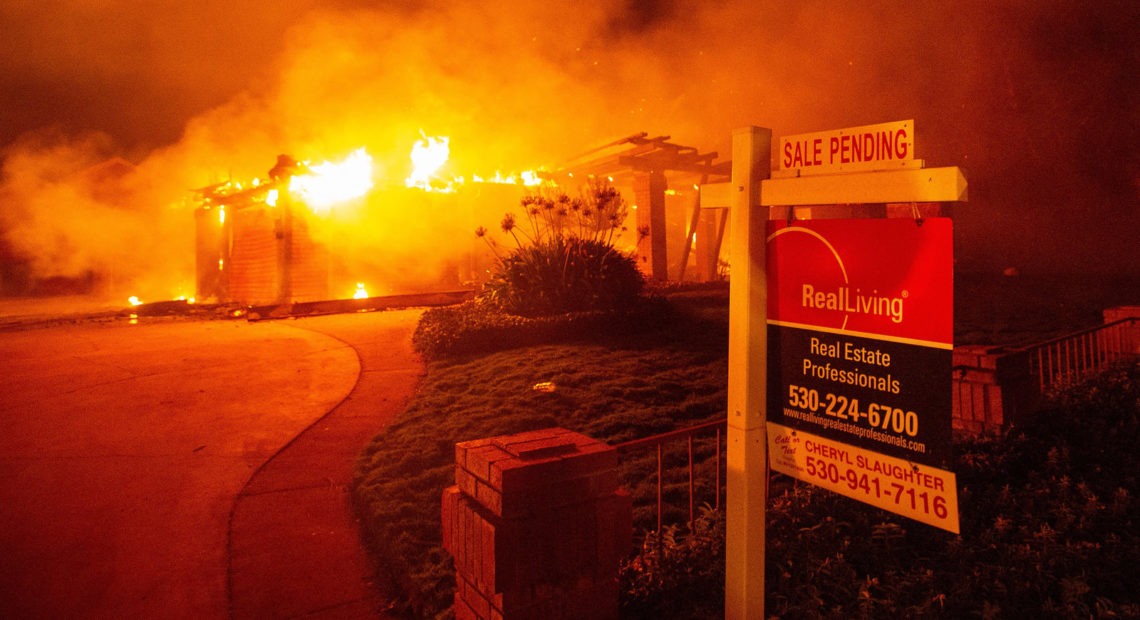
(411, 295, 673, 361)
(620, 504, 726, 620)
(483, 236, 644, 317)
(475, 179, 646, 318)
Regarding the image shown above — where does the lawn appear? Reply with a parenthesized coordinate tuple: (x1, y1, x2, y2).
(353, 286, 1139, 618)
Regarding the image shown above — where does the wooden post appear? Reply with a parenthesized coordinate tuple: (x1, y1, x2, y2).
(678, 197, 702, 282)
(276, 201, 294, 304)
(725, 126, 771, 620)
(633, 170, 668, 281)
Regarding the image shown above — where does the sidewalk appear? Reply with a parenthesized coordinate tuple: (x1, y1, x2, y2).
(227, 309, 424, 619)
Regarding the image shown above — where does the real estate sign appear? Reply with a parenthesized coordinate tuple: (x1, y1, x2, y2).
(764, 217, 959, 533)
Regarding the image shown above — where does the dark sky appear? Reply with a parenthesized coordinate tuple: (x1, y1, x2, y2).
(1, 0, 1137, 283)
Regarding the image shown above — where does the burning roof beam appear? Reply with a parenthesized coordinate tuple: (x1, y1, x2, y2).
(554, 134, 729, 181)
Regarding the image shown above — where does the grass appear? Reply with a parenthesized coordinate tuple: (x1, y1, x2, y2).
(352, 287, 729, 617)
(353, 284, 1140, 618)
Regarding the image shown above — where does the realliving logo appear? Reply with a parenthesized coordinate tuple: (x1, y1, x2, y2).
(800, 284, 908, 324)
(766, 218, 953, 347)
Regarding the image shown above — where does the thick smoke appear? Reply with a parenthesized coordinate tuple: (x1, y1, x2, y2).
(1, 0, 1137, 302)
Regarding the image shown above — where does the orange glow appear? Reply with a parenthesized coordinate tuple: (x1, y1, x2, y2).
(128, 296, 142, 306)
(353, 282, 369, 299)
(288, 148, 374, 211)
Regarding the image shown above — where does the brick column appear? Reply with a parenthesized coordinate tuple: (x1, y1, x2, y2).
(1104, 306, 1140, 355)
(442, 428, 631, 620)
(951, 345, 1038, 434)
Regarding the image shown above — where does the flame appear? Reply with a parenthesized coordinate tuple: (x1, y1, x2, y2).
(519, 170, 543, 186)
(471, 170, 544, 186)
(288, 148, 374, 212)
(406, 134, 451, 190)
(404, 134, 546, 192)
(353, 282, 369, 299)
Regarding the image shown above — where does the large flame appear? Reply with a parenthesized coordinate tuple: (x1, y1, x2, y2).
(406, 134, 450, 190)
(288, 148, 374, 211)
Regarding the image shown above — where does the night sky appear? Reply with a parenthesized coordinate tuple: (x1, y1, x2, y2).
(1, 0, 1137, 290)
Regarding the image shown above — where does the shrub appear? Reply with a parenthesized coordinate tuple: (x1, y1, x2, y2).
(614, 360, 1140, 618)
(476, 179, 646, 317)
(412, 293, 673, 361)
(762, 360, 1140, 618)
(620, 504, 726, 620)
(482, 236, 644, 316)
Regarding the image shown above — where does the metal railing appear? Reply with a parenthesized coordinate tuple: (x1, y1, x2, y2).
(1022, 317, 1139, 392)
(614, 418, 726, 534)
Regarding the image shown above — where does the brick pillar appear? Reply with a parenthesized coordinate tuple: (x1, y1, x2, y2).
(633, 171, 668, 281)
(1103, 306, 1140, 355)
(951, 345, 1039, 434)
(442, 428, 631, 620)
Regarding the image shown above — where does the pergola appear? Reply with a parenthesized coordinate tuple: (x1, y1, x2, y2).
(552, 133, 731, 281)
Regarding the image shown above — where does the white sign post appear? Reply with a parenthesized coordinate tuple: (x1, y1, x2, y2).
(725, 126, 771, 620)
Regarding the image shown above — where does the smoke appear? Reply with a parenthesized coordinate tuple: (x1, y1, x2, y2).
(0, 130, 196, 299)
(1, 0, 1137, 301)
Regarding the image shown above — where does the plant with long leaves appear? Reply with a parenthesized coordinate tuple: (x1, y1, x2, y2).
(476, 179, 645, 317)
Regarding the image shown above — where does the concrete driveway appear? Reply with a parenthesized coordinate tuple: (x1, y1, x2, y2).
(0, 317, 365, 618)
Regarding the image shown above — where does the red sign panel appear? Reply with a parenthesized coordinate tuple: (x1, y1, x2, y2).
(766, 218, 953, 346)
(765, 217, 958, 533)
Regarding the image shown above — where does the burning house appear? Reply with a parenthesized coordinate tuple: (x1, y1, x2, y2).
(192, 141, 531, 307)
(191, 133, 731, 307)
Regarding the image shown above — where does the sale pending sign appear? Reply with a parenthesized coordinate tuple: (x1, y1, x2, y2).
(780, 119, 915, 175)
(765, 218, 959, 533)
